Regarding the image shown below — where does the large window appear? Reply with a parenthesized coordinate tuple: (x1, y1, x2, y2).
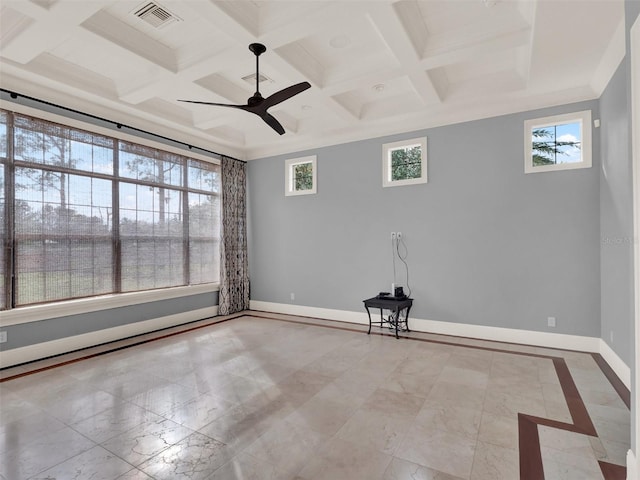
(0, 110, 220, 309)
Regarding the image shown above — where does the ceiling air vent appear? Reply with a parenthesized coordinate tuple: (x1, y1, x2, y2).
(133, 2, 181, 28)
(241, 72, 273, 85)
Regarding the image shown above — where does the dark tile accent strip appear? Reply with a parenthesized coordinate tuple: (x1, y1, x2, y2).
(599, 461, 628, 480)
(552, 358, 597, 435)
(591, 353, 631, 409)
(519, 414, 545, 480)
(516, 357, 598, 480)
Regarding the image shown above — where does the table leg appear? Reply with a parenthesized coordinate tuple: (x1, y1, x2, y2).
(405, 305, 412, 332)
(394, 306, 400, 338)
(365, 306, 372, 334)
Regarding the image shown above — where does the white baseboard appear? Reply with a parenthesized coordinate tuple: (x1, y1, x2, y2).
(250, 301, 602, 353)
(0, 306, 218, 369)
(629, 449, 638, 480)
(599, 338, 631, 389)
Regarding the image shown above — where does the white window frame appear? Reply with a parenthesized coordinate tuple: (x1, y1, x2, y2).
(382, 137, 428, 188)
(285, 155, 317, 196)
(524, 110, 592, 174)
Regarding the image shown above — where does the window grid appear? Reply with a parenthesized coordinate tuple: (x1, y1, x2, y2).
(0, 109, 220, 309)
(382, 137, 427, 188)
(285, 156, 317, 196)
(524, 110, 591, 174)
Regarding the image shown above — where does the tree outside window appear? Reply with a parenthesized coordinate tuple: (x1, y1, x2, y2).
(524, 110, 591, 174)
(532, 124, 581, 166)
(285, 156, 317, 196)
(382, 137, 427, 187)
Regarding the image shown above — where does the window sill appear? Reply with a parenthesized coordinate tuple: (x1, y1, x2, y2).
(0, 283, 219, 327)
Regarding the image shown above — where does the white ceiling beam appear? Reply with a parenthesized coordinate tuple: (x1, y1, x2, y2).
(367, 3, 441, 106)
(258, 2, 370, 50)
(1, 1, 49, 21)
(117, 51, 248, 105)
(324, 95, 361, 123)
(186, 1, 256, 45)
(516, 0, 538, 87)
(419, 28, 530, 72)
(0, 1, 108, 64)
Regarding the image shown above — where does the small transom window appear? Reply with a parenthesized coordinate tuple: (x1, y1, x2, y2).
(524, 110, 592, 173)
(382, 137, 427, 187)
(285, 155, 316, 196)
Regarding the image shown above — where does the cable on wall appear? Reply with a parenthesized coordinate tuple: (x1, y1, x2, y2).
(396, 236, 411, 297)
(391, 235, 397, 288)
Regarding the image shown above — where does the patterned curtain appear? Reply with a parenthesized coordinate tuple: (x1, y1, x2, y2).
(218, 156, 250, 315)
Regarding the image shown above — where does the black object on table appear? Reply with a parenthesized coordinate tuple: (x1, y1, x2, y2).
(363, 296, 413, 339)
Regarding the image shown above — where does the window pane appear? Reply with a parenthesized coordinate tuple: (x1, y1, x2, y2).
(14, 167, 113, 305)
(531, 122, 582, 166)
(0, 164, 5, 309)
(189, 192, 220, 284)
(13, 114, 114, 174)
(391, 145, 422, 181)
(0, 110, 7, 159)
(285, 155, 317, 196)
(119, 142, 183, 187)
(293, 162, 313, 191)
(0, 112, 6, 308)
(188, 159, 220, 193)
(120, 182, 184, 291)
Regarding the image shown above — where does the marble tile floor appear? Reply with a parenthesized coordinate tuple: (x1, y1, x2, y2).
(0, 312, 630, 480)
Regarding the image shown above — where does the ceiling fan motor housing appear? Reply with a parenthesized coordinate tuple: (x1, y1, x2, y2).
(249, 43, 267, 56)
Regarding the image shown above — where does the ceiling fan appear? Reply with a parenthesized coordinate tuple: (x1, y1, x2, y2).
(178, 43, 311, 135)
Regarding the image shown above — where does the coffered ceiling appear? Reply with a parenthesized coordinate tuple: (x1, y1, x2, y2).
(0, 0, 625, 160)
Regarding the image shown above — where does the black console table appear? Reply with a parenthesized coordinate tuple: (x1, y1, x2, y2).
(363, 297, 413, 339)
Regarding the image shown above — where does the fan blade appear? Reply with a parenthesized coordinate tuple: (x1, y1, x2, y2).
(261, 112, 286, 135)
(262, 82, 311, 109)
(178, 99, 247, 109)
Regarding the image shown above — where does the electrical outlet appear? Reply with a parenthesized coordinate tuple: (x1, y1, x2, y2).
(290, 292, 295, 301)
(547, 317, 556, 328)
(397, 232, 402, 239)
(610, 331, 614, 343)
(0, 331, 6, 343)
(391, 232, 396, 239)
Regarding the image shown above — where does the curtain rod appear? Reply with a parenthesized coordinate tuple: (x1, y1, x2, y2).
(0, 88, 245, 163)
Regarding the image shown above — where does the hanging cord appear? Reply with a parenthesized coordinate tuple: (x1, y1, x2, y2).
(396, 236, 411, 297)
(391, 235, 397, 287)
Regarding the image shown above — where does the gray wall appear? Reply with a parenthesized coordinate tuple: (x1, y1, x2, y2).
(0, 292, 218, 351)
(248, 101, 601, 337)
(599, 57, 633, 366)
